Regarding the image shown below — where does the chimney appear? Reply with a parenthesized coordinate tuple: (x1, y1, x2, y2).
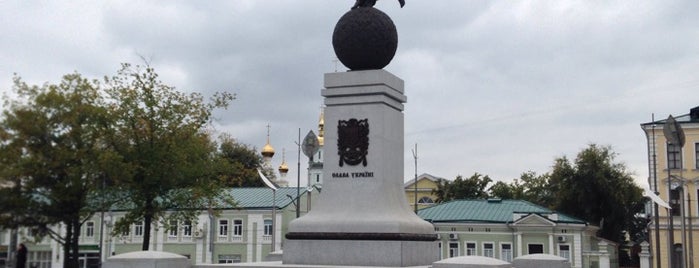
(691, 106, 699, 121)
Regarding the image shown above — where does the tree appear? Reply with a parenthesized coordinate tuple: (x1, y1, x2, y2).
(216, 134, 265, 187)
(103, 63, 235, 250)
(487, 171, 554, 206)
(433, 173, 492, 203)
(0, 73, 110, 268)
(549, 144, 647, 244)
(518, 171, 555, 207)
(488, 180, 523, 200)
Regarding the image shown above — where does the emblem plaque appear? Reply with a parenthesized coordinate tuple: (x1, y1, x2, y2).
(337, 118, 369, 167)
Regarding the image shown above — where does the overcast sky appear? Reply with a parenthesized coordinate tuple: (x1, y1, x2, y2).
(2, 0, 698, 188)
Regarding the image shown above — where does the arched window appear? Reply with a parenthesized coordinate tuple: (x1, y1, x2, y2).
(417, 196, 434, 204)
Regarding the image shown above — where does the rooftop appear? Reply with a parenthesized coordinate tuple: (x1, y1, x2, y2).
(417, 199, 587, 224)
(640, 105, 699, 126)
(104, 186, 309, 211)
(225, 187, 308, 209)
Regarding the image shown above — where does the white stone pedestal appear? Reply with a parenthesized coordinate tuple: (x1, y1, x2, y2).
(283, 70, 437, 267)
(512, 254, 570, 268)
(433, 256, 512, 268)
(103, 251, 190, 268)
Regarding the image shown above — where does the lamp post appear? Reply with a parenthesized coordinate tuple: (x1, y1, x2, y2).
(663, 115, 685, 268)
(296, 129, 301, 218)
(301, 130, 320, 214)
(258, 169, 278, 252)
(649, 116, 662, 268)
(412, 144, 418, 214)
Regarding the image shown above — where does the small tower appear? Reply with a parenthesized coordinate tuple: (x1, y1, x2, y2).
(277, 149, 290, 187)
(261, 124, 275, 168)
(308, 108, 325, 187)
(317, 108, 325, 147)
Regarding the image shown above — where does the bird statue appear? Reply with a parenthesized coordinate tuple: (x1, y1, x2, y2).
(351, 0, 405, 9)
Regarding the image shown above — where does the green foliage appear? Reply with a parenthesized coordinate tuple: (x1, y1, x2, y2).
(488, 180, 523, 200)
(549, 144, 647, 243)
(103, 63, 235, 250)
(520, 171, 555, 207)
(216, 134, 265, 187)
(433, 173, 492, 203)
(0, 73, 109, 268)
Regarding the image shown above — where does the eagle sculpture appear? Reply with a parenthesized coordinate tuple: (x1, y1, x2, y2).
(351, 0, 405, 9)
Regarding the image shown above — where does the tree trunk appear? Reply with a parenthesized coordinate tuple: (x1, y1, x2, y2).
(142, 199, 153, 251)
(61, 219, 81, 268)
(70, 219, 81, 268)
(62, 221, 75, 268)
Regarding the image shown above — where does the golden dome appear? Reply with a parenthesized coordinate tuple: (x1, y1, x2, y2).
(261, 143, 275, 157)
(318, 108, 325, 146)
(278, 149, 289, 174)
(261, 123, 275, 157)
(278, 161, 289, 174)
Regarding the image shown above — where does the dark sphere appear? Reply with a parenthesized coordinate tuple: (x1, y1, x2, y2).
(332, 8, 398, 70)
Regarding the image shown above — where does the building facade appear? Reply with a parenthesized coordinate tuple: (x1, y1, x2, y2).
(641, 106, 699, 268)
(0, 187, 313, 268)
(403, 173, 446, 210)
(420, 199, 617, 268)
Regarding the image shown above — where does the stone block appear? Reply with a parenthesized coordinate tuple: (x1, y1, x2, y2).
(283, 239, 438, 266)
(432, 256, 512, 268)
(512, 254, 570, 268)
(103, 251, 190, 268)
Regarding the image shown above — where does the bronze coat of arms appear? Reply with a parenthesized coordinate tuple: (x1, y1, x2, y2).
(337, 118, 369, 167)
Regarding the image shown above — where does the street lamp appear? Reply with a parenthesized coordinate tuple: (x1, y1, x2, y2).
(301, 130, 320, 216)
(663, 115, 685, 268)
(258, 169, 278, 252)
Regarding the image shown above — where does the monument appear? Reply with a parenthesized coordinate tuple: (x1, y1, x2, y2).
(283, 1, 439, 266)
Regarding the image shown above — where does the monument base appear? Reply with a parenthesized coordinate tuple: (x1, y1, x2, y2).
(283, 239, 439, 267)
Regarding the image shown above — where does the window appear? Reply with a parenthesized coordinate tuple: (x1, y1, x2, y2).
(28, 251, 52, 268)
(668, 144, 681, 169)
(528, 244, 544, 254)
(264, 219, 273, 236)
(670, 189, 681, 216)
(418, 196, 434, 204)
(219, 219, 229, 237)
(0, 252, 7, 267)
(695, 143, 699, 169)
(233, 219, 243, 237)
(449, 242, 459, 258)
(466, 242, 476, 256)
(134, 222, 143, 237)
(218, 254, 241, 263)
(85, 221, 95, 238)
(559, 244, 570, 261)
(183, 220, 192, 237)
(501, 243, 512, 262)
(438, 242, 443, 259)
(483, 243, 494, 258)
(169, 220, 178, 238)
(77, 252, 99, 268)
